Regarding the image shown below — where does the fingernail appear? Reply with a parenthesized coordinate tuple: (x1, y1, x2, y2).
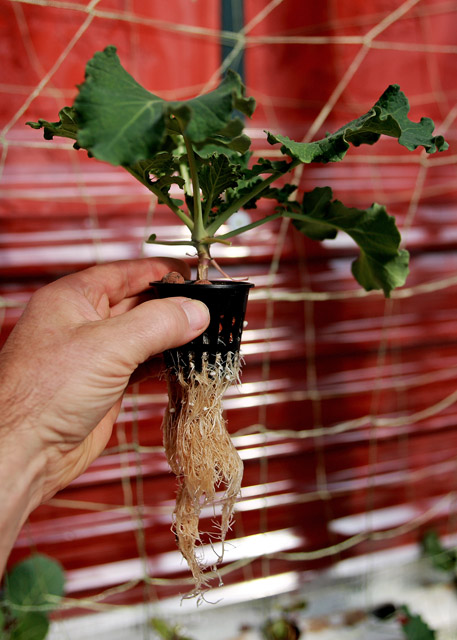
(181, 299, 210, 331)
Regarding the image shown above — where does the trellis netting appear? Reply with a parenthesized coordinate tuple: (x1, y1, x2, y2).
(1, 0, 457, 632)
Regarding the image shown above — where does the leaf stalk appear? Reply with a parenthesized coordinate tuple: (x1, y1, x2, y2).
(214, 211, 283, 240)
(125, 165, 194, 230)
(177, 123, 206, 243)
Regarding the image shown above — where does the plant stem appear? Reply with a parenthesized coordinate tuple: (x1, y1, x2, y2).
(176, 120, 210, 280)
(177, 141, 192, 194)
(214, 211, 283, 240)
(125, 165, 194, 230)
(146, 238, 197, 246)
(181, 132, 205, 242)
(203, 193, 213, 227)
(197, 243, 211, 280)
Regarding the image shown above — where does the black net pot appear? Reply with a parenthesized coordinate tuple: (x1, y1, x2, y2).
(149, 280, 254, 375)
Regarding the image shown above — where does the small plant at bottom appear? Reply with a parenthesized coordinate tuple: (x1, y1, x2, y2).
(421, 529, 457, 573)
(261, 616, 301, 640)
(397, 605, 436, 640)
(150, 617, 195, 640)
(0, 554, 65, 640)
(372, 603, 436, 640)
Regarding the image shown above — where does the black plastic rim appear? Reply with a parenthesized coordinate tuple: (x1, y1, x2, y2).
(149, 280, 254, 374)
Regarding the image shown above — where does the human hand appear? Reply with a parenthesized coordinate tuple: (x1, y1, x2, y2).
(0, 258, 209, 527)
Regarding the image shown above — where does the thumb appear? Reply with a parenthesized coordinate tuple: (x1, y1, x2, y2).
(99, 296, 210, 367)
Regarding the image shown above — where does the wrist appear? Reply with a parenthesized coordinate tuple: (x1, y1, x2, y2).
(0, 419, 47, 577)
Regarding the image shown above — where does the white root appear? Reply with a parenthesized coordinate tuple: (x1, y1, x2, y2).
(162, 353, 243, 595)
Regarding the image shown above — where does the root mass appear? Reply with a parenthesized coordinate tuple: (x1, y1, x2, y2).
(162, 353, 243, 596)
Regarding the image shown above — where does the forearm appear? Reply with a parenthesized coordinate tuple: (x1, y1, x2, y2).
(0, 421, 45, 577)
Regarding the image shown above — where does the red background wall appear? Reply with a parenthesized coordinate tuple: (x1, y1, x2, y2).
(1, 0, 457, 611)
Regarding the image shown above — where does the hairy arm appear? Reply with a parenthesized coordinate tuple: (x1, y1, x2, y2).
(0, 258, 209, 576)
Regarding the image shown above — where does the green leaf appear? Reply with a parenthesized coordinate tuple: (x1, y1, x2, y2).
(196, 132, 252, 158)
(214, 117, 245, 139)
(134, 153, 184, 188)
(221, 176, 264, 211)
(10, 613, 49, 640)
(257, 184, 297, 208)
(291, 187, 409, 296)
(134, 151, 179, 179)
(5, 554, 65, 617)
(26, 106, 79, 142)
(0, 608, 5, 630)
(199, 154, 241, 211)
(262, 617, 300, 640)
(27, 47, 255, 167)
(245, 157, 292, 177)
(73, 46, 167, 165)
(267, 84, 448, 164)
(291, 187, 338, 240)
(43, 46, 254, 167)
(352, 243, 409, 298)
(218, 133, 252, 154)
(421, 530, 457, 572)
(194, 141, 245, 160)
(399, 606, 436, 640)
(150, 617, 194, 640)
(150, 617, 174, 640)
(267, 129, 348, 164)
(154, 175, 186, 190)
(213, 158, 292, 216)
